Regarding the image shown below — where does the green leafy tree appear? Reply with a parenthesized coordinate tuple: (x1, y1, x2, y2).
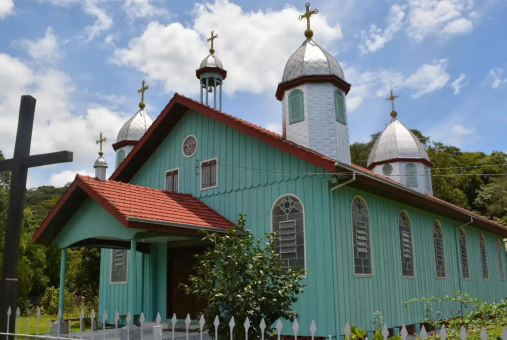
(182, 214, 306, 340)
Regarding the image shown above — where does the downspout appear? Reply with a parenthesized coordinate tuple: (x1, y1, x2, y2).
(329, 172, 356, 339)
(454, 216, 473, 317)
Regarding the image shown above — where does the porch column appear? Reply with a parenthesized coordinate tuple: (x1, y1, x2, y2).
(58, 248, 67, 314)
(128, 239, 137, 315)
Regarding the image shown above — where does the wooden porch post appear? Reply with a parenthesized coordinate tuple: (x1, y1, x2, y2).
(128, 240, 137, 315)
(58, 248, 67, 314)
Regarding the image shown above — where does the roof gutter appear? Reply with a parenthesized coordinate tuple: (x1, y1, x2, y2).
(125, 217, 244, 235)
(330, 172, 356, 191)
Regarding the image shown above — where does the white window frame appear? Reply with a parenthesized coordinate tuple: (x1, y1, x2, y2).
(480, 234, 489, 281)
(182, 135, 198, 158)
(200, 157, 219, 190)
(459, 227, 471, 280)
(350, 196, 374, 278)
(432, 220, 447, 279)
(398, 210, 417, 279)
(110, 249, 129, 285)
(164, 167, 180, 193)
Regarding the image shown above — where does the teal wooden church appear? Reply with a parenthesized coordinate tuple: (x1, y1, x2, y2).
(34, 5, 507, 337)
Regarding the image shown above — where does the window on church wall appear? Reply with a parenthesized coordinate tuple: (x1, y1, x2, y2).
(480, 234, 489, 280)
(110, 249, 128, 284)
(433, 221, 446, 278)
(116, 149, 125, 169)
(201, 158, 218, 190)
(459, 228, 470, 279)
(405, 163, 418, 188)
(424, 166, 431, 190)
(288, 89, 304, 124)
(352, 197, 372, 275)
(497, 239, 505, 281)
(165, 168, 179, 193)
(334, 90, 347, 124)
(272, 195, 305, 274)
(398, 211, 415, 277)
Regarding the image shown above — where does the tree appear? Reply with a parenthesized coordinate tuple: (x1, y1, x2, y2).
(182, 214, 306, 340)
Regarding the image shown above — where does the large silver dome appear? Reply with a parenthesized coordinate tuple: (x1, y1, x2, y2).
(282, 38, 345, 83)
(199, 54, 224, 69)
(116, 108, 153, 143)
(367, 118, 430, 167)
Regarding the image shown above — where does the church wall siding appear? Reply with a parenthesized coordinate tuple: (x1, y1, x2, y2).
(332, 186, 507, 333)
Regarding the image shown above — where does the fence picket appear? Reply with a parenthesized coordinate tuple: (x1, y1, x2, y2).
(501, 327, 507, 340)
(229, 317, 235, 340)
(46, 318, 49, 337)
(276, 319, 282, 340)
(244, 318, 250, 340)
(25, 317, 28, 340)
(79, 309, 84, 339)
(292, 320, 299, 340)
(115, 311, 120, 340)
(6, 307, 11, 337)
(57, 309, 61, 339)
(344, 323, 351, 340)
(36, 307, 40, 336)
(310, 320, 317, 340)
(91, 310, 96, 340)
(480, 327, 487, 340)
(140, 313, 145, 340)
(400, 325, 408, 340)
(420, 325, 427, 340)
(440, 325, 447, 340)
(460, 327, 467, 340)
(171, 313, 177, 340)
(382, 324, 389, 340)
(126, 312, 131, 340)
(185, 314, 191, 340)
(199, 315, 205, 340)
(156, 313, 161, 327)
(214, 316, 219, 340)
(260, 319, 266, 340)
(102, 311, 107, 340)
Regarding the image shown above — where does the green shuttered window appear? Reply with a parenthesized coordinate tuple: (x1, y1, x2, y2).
(459, 228, 470, 279)
(334, 90, 347, 124)
(288, 89, 304, 124)
(433, 221, 446, 278)
(497, 239, 505, 281)
(116, 149, 125, 169)
(272, 195, 305, 274)
(398, 211, 415, 277)
(110, 249, 128, 284)
(480, 234, 489, 280)
(405, 163, 418, 188)
(352, 197, 372, 275)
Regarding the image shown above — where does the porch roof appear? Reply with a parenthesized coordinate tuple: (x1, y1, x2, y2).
(33, 175, 235, 245)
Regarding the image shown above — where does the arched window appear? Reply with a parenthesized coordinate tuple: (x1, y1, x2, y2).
(272, 195, 305, 273)
(116, 149, 125, 168)
(497, 239, 505, 281)
(334, 90, 347, 124)
(433, 221, 446, 278)
(288, 89, 304, 124)
(405, 163, 418, 188)
(480, 234, 489, 280)
(352, 197, 372, 275)
(459, 228, 470, 279)
(398, 211, 415, 277)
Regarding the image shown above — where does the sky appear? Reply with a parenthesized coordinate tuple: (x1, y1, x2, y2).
(0, 0, 506, 188)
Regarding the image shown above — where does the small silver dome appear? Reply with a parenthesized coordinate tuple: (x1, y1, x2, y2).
(282, 38, 344, 83)
(94, 156, 108, 168)
(116, 108, 153, 143)
(367, 118, 430, 167)
(199, 54, 224, 69)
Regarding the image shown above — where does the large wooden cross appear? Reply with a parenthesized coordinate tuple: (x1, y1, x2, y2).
(0, 96, 73, 338)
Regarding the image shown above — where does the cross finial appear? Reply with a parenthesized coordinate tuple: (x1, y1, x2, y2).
(137, 80, 149, 109)
(207, 30, 218, 55)
(96, 132, 106, 156)
(298, 3, 318, 38)
(385, 83, 399, 118)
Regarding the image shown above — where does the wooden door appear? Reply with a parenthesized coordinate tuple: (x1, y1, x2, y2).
(167, 247, 207, 319)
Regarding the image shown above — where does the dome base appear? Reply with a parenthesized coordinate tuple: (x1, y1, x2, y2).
(275, 74, 351, 101)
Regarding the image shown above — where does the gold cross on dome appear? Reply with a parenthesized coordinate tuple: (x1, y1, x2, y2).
(385, 83, 399, 118)
(207, 30, 218, 54)
(96, 132, 107, 156)
(298, 3, 318, 31)
(137, 80, 149, 109)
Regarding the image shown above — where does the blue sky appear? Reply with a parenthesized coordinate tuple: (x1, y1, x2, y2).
(0, 0, 506, 188)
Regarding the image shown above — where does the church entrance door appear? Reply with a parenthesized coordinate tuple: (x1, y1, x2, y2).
(167, 246, 207, 319)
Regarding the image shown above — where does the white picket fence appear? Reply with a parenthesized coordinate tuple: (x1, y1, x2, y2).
(2, 306, 507, 340)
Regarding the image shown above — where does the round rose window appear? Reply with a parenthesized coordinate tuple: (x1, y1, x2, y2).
(382, 163, 393, 176)
(182, 135, 198, 157)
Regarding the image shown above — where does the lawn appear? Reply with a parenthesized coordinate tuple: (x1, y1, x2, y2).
(13, 315, 94, 335)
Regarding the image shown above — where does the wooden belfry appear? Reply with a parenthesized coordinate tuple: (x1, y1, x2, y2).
(0, 96, 73, 338)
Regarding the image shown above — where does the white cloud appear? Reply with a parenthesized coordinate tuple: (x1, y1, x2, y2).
(403, 59, 450, 98)
(431, 123, 475, 147)
(0, 0, 14, 18)
(48, 169, 94, 187)
(451, 74, 466, 94)
(114, 0, 342, 95)
(39, 0, 112, 41)
(16, 27, 60, 61)
(264, 122, 282, 135)
(96, 93, 127, 107)
(123, 0, 168, 19)
(359, 4, 406, 54)
(485, 68, 507, 89)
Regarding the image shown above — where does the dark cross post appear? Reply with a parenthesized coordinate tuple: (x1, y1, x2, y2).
(0, 95, 73, 339)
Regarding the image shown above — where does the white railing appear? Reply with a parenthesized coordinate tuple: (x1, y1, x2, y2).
(2, 306, 507, 340)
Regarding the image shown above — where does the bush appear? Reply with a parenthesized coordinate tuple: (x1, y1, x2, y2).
(40, 287, 79, 315)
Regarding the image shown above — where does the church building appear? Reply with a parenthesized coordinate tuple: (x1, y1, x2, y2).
(33, 3, 507, 337)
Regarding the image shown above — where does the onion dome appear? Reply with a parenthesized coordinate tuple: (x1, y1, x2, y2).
(196, 31, 227, 80)
(199, 54, 224, 69)
(367, 117, 431, 169)
(116, 108, 153, 144)
(282, 38, 345, 83)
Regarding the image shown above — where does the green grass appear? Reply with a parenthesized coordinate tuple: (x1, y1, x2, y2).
(13, 315, 94, 335)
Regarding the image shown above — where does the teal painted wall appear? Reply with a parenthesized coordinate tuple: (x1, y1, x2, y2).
(332, 186, 507, 332)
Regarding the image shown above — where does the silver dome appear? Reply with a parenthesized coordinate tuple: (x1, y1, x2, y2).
(94, 156, 108, 168)
(199, 54, 224, 69)
(116, 108, 153, 143)
(367, 118, 430, 167)
(282, 38, 345, 83)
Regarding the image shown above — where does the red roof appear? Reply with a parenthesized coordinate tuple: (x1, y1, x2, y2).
(33, 174, 234, 244)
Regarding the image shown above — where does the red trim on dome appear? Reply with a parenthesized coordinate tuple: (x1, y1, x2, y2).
(367, 158, 434, 170)
(196, 67, 227, 80)
(112, 140, 138, 151)
(275, 75, 351, 101)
